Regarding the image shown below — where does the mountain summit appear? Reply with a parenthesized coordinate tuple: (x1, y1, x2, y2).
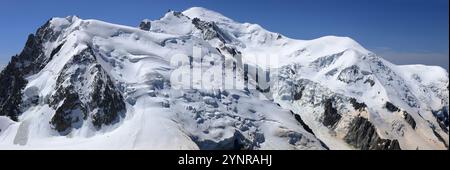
(0, 7, 448, 149)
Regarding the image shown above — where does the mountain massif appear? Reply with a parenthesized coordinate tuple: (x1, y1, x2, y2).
(0, 7, 448, 150)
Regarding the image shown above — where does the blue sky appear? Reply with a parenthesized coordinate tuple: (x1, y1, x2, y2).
(0, 0, 448, 69)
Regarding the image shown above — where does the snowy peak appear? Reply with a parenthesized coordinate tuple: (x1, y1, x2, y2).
(183, 7, 234, 23)
(305, 36, 370, 57)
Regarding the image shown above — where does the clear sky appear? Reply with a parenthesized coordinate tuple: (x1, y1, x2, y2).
(0, 0, 448, 69)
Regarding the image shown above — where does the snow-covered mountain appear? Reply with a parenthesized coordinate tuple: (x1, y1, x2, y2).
(0, 7, 448, 150)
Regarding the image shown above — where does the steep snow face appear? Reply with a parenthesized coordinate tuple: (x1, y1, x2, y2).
(0, 7, 448, 150)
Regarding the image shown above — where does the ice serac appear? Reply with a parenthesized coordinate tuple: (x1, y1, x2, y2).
(0, 7, 448, 150)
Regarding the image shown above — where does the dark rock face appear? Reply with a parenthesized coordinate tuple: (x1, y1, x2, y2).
(402, 111, 416, 129)
(166, 10, 185, 18)
(0, 20, 57, 121)
(0, 62, 27, 121)
(344, 116, 401, 150)
(337, 65, 375, 87)
(193, 130, 262, 150)
(192, 17, 230, 43)
(293, 86, 305, 101)
(49, 47, 126, 134)
(350, 98, 367, 111)
(219, 44, 240, 56)
(432, 129, 448, 149)
(322, 99, 341, 128)
(385, 102, 400, 112)
(50, 89, 86, 135)
(293, 112, 330, 149)
(49, 42, 65, 60)
(364, 79, 375, 86)
(139, 20, 151, 31)
(172, 11, 185, 18)
(432, 107, 449, 134)
(337, 65, 364, 83)
(89, 65, 126, 128)
(294, 113, 315, 135)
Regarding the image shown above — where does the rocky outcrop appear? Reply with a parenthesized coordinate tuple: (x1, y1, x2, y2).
(432, 107, 449, 133)
(49, 47, 126, 134)
(402, 111, 416, 129)
(0, 20, 58, 121)
(275, 66, 408, 149)
(139, 19, 151, 31)
(350, 98, 367, 111)
(322, 99, 341, 128)
(293, 86, 305, 101)
(50, 89, 85, 134)
(344, 116, 401, 150)
(0, 62, 27, 121)
(0, 17, 126, 135)
(192, 130, 259, 150)
(192, 17, 230, 43)
(337, 65, 364, 83)
(337, 65, 375, 87)
(293, 112, 314, 135)
(385, 102, 400, 112)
